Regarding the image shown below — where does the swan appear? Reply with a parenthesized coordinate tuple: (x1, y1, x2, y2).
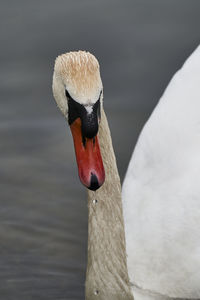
(52, 46, 200, 300)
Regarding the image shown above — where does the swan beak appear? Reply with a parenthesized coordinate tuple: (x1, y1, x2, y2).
(70, 118, 105, 191)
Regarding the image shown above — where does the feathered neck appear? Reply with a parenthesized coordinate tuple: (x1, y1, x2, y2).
(85, 109, 133, 300)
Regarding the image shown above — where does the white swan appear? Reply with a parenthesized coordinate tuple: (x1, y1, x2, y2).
(52, 46, 200, 300)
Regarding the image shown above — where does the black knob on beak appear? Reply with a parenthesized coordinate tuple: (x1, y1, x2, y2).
(81, 104, 99, 139)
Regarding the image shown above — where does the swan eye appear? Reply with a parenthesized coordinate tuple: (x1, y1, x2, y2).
(65, 89, 72, 99)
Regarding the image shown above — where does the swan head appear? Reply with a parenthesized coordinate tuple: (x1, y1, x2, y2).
(52, 51, 105, 190)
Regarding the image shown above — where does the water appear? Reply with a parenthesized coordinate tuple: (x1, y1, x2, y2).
(1, 0, 200, 298)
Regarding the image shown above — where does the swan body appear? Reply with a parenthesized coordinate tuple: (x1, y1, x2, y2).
(123, 45, 200, 299)
(52, 46, 200, 300)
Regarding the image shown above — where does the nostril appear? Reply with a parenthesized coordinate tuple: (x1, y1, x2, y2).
(82, 133, 86, 148)
(89, 173, 100, 191)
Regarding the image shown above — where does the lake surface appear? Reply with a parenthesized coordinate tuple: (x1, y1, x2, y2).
(1, 0, 200, 299)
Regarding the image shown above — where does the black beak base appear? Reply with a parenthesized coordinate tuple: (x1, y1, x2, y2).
(67, 90, 101, 139)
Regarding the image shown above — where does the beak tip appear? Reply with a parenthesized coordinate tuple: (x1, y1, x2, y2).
(88, 173, 100, 191)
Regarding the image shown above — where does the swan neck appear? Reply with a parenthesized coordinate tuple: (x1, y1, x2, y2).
(85, 108, 133, 300)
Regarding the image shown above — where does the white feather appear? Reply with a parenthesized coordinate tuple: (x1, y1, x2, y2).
(122, 45, 200, 299)
(85, 105, 93, 114)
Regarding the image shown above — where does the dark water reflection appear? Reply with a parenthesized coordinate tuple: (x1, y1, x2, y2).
(1, 0, 200, 299)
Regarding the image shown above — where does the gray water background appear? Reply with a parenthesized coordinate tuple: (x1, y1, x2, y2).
(1, 0, 200, 299)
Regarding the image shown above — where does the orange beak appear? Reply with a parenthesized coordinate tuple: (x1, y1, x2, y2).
(70, 118, 105, 190)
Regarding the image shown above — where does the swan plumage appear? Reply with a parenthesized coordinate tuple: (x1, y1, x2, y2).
(123, 45, 200, 299)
